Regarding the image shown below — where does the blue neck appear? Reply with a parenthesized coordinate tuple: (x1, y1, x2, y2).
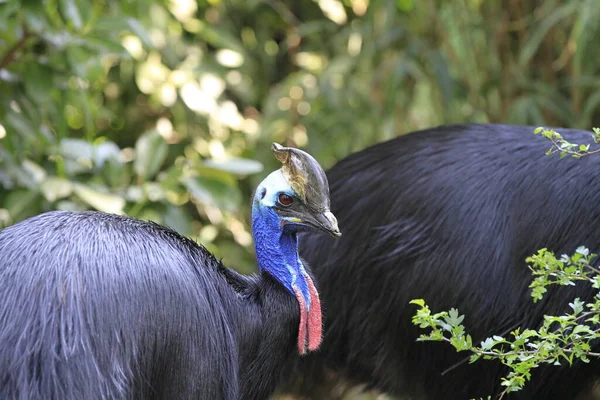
(252, 203, 311, 309)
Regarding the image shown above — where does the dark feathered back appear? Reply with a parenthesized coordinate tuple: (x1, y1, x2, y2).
(0, 211, 240, 400)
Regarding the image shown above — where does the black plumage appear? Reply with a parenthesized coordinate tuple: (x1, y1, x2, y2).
(284, 124, 600, 400)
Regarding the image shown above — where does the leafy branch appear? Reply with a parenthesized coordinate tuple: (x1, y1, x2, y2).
(0, 27, 32, 70)
(534, 126, 600, 159)
(411, 246, 600, 399)
(410, 126, 600, 398)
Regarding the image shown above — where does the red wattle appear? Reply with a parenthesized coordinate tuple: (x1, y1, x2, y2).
(304, 273, 322, 351)
(293, 284, 308, 354)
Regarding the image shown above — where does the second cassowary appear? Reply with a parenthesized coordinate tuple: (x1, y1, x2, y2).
(281, 124, 600, 400)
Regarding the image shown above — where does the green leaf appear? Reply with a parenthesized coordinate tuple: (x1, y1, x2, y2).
(5, 111, 38, 142)
(0, 0, 19, 25)
(193, 20, 246, 53)
(40, 177, 73, 202)
(4, 189, 42, 221)
(573, 325, 593, 335)
(443, 308, 464, 327)
(94, 141, 121, 167)
(164, 205, 194, 236)
(183, 175, 241, 212)
(23, 62, 53, 104)
(85, 36, 128, 57)
(60, 138, 94, 159)
(20, 0, 48, 33)
(93, 15, 129, 31)
(126, 18, 153, 48)
(92, 16, 151, 49)
(103, 157, 128, 188)
(410, 299, 426, 307)
(58, 0, 82, 30)
(135, 207, 163, 224)
(569, 298, 584, 315)
(203, 158, 264, 176)
(66, 45, 103, 80)
(72, 183, 125, 214)
(21, 159, 47, 183)
(134, 130, 168, 180)
(480, 337, 495, 350)
(60, 138, 94, 175)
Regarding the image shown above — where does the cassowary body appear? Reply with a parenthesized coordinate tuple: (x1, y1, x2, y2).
(0, 144, 340, 400)
(285, 124, 600, 400)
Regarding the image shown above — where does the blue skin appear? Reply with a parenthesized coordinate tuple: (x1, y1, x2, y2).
(252, 170, 312, 310)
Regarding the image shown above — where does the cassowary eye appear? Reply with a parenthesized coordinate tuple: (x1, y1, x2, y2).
(278, 193, 294, 207)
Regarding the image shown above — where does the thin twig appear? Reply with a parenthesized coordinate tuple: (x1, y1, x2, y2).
(438, 334, 600, 359)
(585, 264, 600, 276)
(0, 28, 32, 70)
(441, 323, 521, 376)
(497, 385, 511, 399)
(548, 138, 600, 158)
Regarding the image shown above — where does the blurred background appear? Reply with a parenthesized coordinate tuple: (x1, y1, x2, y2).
(0, 1, 599, 398)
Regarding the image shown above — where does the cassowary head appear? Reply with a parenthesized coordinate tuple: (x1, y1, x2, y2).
(252, 143, 340, 354)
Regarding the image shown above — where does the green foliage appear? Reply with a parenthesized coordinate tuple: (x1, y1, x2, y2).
(2, 0, 600, 278)
(412, 246, 600, 399)
(535, 126, 600, 159)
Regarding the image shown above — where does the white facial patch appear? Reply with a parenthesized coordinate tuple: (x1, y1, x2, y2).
(256, 169, 295, 207)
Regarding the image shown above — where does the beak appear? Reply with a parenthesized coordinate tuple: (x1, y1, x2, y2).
(312, 210, 342, 237)
(281, 208, 341, 237)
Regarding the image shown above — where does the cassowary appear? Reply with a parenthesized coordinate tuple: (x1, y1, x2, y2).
(282, 124, 600, 400)
(0, 143, 340, 400)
